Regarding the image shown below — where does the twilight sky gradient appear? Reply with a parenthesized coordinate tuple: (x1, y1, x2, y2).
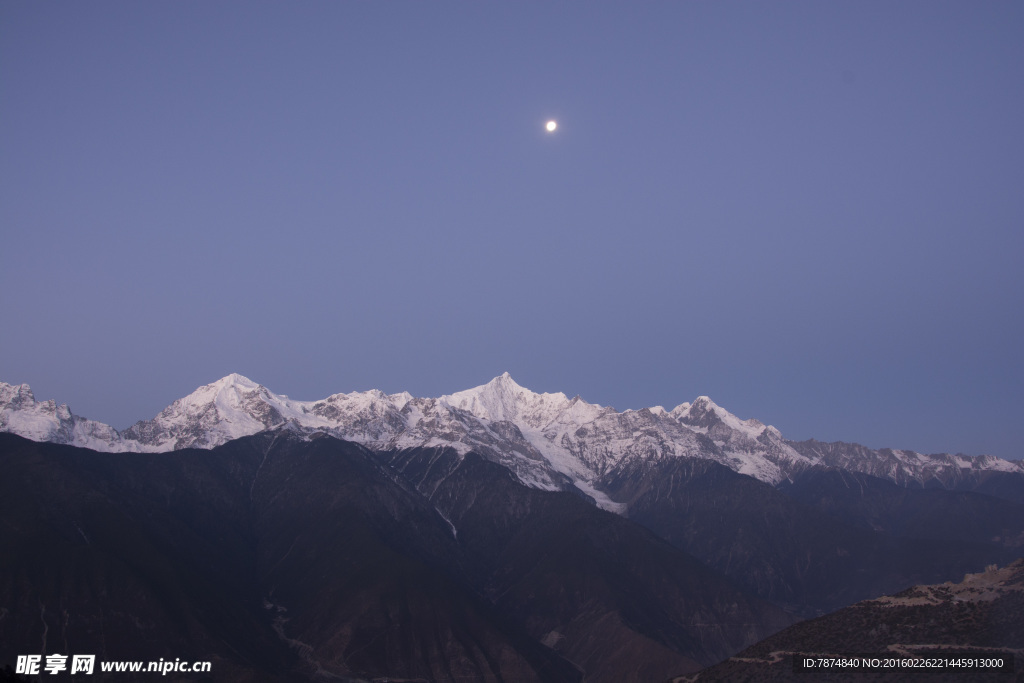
(2, 2, 1022, 459)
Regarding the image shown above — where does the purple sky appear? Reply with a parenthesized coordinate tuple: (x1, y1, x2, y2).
(2, 2, 1022, 459)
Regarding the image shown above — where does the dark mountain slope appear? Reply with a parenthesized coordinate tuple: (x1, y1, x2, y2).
(779, 467, 1024, 551)
(381, 448, 795, 682)
(0, 433, 294, 682)
(239, 433, 581, 683)
(602, 457, 1015, 617)
(684, 559, 1024, 682)
(0, 432, 580, 682)
(6, 428, 1011, 681)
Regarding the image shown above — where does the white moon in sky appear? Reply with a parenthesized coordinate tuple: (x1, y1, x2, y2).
(546, 120, 557, 132)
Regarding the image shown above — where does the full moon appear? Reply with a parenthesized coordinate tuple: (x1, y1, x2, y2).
(546, 120, 557, 132)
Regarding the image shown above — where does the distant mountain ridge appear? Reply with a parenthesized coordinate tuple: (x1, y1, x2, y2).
(2, 373, 1021, 512)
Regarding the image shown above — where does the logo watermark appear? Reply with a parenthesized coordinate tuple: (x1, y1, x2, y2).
(16, 654, 212, 676)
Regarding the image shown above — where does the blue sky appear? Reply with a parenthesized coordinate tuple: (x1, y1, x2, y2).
(2, 2, 1022, 459)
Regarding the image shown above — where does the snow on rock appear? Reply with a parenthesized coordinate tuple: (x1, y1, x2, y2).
(441, 372, 573, 428)
(3, 375, 1022, 514)
(0, 381, 122, 450)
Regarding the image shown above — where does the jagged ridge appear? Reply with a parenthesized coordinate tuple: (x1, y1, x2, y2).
(2, 373, 1021, 513)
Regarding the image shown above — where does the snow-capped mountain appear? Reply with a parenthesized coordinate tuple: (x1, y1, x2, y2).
(0, 381, 122, 451)
(2, 373, 1021, 511)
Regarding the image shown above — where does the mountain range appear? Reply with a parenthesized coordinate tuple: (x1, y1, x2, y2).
(2, 374, 1022, 680)
(3, 373, 1021, 511)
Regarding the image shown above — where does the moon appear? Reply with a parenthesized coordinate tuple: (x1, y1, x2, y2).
(546, 120, 557, 132)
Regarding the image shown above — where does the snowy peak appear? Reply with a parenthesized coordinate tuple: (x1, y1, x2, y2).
(0, 382, 35, 409)
(121, 374, 288, 451)
(674, 395, 721, 428)
(388, 391, 414, 410)
(0, 381, 121, 450)
(441, 373, 571, 428)
(0, 381, 62, 442)
(166, 374, 275, 421)
(179, 373, 270, 410)
(210, 372, 261, 391)
(673, 396, 774, 441)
